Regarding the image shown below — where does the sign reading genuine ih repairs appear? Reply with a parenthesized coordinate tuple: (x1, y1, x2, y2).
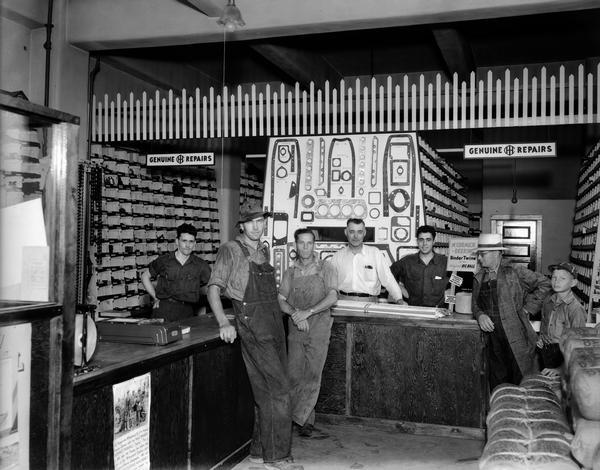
(147, 152, 215, 166)
(464, 142, 556, 159)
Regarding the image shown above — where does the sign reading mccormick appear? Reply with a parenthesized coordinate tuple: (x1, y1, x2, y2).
(147, 152, 215, 166)
(464, 142, 556, 159)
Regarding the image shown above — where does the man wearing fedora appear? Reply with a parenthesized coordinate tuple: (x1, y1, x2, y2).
(207, 203, 302, 470)
(471, 233, 551, 391)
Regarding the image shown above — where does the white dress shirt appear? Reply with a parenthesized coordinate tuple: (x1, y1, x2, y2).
(330, 244, 403, 301)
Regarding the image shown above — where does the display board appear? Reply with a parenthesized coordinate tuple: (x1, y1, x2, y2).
(263, 133, 426, 282)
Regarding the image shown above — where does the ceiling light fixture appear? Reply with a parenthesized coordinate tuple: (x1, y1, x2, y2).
(217, 0, 245, 32)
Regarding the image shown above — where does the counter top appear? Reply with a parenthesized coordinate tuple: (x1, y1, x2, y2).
(332, 300, 478, 329)
(74, 314, 224, 393)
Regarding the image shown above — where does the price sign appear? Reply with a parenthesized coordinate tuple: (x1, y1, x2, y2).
(447, 238, 479, 273)
(449, 273, 463, 287)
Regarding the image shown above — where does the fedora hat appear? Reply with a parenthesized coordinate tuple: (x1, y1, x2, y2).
(473, 233, 508, 252)
(238, 202, 271, 224)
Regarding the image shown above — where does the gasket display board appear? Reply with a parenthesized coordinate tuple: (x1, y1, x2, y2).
(262, 133, 425, 282)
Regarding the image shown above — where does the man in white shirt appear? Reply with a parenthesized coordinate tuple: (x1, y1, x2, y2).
(330, 218, 405, 303)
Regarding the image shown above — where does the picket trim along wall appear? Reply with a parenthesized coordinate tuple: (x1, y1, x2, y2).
(92, 63, 600, 143)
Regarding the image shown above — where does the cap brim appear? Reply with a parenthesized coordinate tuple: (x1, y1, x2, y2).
(237, 211, 272, 224)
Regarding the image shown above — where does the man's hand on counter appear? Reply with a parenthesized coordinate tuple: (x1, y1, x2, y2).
(219, 323, 237, 343)
(394, 297, 407, 305)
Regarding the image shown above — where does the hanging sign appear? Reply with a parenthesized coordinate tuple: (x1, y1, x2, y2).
(447, 237, 479, 273)
(464, 142, 556, 159)
(146, 152, 214, 166)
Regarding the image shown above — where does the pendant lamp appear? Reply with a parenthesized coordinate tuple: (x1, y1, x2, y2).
(217, 0, 245, 32)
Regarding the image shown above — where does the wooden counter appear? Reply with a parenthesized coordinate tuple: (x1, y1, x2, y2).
(316, 307, 488, 438)
(72, 315, 253, 470)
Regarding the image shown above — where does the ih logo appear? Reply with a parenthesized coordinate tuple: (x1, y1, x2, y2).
(504, 145, 515, 156)
(176, 154, 185, 164)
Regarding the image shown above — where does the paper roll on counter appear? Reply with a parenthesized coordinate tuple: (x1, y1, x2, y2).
(455, 292, 472, 315)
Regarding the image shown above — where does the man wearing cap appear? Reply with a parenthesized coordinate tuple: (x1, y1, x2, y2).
(330, 218, 405, 303)
(207, 204, 302, 470)
(140, 223, 211, 322)
(471, 233, 551, 390)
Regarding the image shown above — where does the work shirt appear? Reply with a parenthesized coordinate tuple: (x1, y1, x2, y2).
(279, 255, 338, 304)
(329, 244, 403, 300)
(540, 290, 587, 343)
(390, 252, 449, 307)
(148, 251, 211, 303)
(208, 235, 270, 301)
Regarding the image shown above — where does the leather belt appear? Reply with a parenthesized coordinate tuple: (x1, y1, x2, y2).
(165, 298, 193, 305)
(339, 290, 373, 298)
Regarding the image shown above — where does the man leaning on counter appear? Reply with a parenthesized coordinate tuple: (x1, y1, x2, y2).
(391, 225, 449, 307)
(140, 223, 211, 321)
(330, 218, 405, 304)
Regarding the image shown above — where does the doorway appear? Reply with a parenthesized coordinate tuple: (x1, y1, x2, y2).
(491, 216, 542, 272)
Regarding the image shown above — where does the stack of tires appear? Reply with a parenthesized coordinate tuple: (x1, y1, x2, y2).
(479, 374, 579, 470)
(562, 327, 600, 470)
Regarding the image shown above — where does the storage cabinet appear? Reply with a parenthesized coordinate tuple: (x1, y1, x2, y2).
(418, 137, 470, 254)
(570, 140, 600, 323)
(0, 94, 79, 468)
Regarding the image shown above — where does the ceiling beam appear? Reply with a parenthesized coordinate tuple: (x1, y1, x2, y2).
(97, 55, 221, 92)
(250, 43, 342, 89)
(177, 0, 224, 17)
(432, 27, 475, 82)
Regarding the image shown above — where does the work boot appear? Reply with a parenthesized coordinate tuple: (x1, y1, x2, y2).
(263, 458, 304, 470)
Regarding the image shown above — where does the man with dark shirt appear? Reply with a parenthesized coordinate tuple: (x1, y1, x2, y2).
(140, 223, 211, 321)
(390, 225, 449, 307)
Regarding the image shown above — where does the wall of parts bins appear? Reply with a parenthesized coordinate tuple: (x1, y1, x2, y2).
(261, 132, 469, 285)
(87, 144, 219, 314)
(0, 123, 46, 208)
(569, 139, 600, 323)
(240, 161, 264, 208)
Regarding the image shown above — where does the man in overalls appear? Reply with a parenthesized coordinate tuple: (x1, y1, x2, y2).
(207, 204, 303, 470)
(471, 233, 551, 391)
(278, 228, 338, 438)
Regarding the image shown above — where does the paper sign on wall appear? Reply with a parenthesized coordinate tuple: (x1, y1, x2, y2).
(146, 152, 214, 166)
(464, 142, 556, 159)
(447, 238, 479, 273)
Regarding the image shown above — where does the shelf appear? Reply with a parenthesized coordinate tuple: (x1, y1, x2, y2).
(572, 226, 598, 238)
(424, 195, 468, 218)
(575, 186, 600, 211)
(419, 148, 465, 188)
(425, 210, 470, 228)
(573, 286, 590, 304)
(577, 274, 592, 286)
(570, 256, 594, 268)
(435, 228, 470, 237)
(571, 244, 596, 251)
(572, 210, 600, 226)
(421, 179, 467, 204)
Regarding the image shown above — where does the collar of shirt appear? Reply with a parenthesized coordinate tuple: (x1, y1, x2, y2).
(293, 253, 319, 273)
(551, 290, 577, 306)
(235, 234, 264, 255)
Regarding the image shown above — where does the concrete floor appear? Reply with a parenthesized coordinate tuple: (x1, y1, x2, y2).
(231, 420, 484, 470)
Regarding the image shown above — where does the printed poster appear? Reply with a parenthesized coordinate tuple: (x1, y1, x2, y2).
(113, 373, 151, 470)
(0, 324, 32, 470)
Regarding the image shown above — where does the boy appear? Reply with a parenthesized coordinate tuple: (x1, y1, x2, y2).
(537, 262, 587, 371)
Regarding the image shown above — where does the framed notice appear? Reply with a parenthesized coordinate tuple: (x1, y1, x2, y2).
(447, 238, 479, 273)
